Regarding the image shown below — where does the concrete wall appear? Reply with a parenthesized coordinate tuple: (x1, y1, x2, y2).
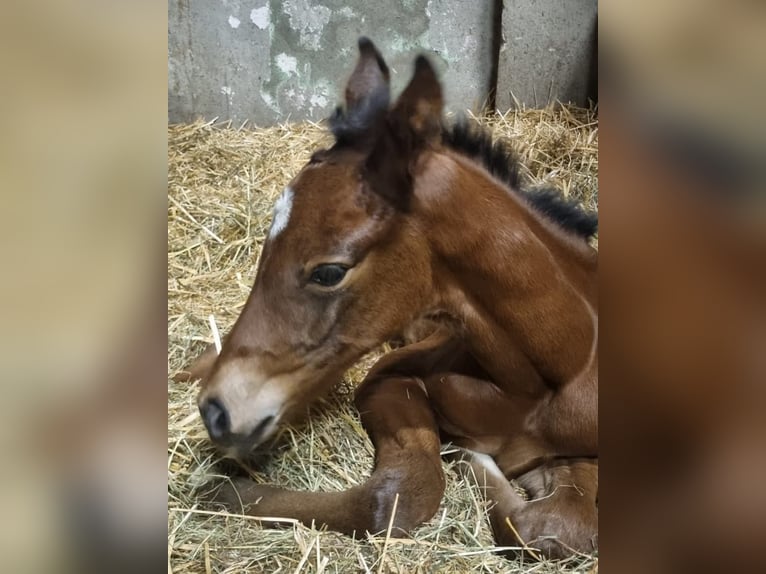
(168, 0, 494, 125)
(497, 0, 597, 109)
(168, 1, 596, 125)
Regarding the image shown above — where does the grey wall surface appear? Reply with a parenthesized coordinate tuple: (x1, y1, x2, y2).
(168, 0, 494, 125)
(168, 1, 597, 125)
(497, 0, 596, 109)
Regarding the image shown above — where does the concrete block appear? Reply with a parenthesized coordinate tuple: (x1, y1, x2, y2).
(169, 0, 494, 125)
(497, 0, 597, 108)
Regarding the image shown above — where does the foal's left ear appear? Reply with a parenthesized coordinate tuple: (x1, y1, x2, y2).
(345, 37, 390, 114)
(330, 38, 391, 143)
(390, 55, 444, 146)
(365, 56, 443, 211)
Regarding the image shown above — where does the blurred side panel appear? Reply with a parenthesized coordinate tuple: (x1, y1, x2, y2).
(599, 1, 766, 572)
(0, 1, 167, 573)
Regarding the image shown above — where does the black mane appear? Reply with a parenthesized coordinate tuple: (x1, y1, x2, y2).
(442, 120, 598, 240)
(327, 109, 598, 240)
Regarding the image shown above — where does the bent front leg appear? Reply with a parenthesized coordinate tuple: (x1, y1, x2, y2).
(353, 375, 445, 533)
(422, 372, 551, 476)
(454, 450, 598, 560)
(213, 376, 444, 536)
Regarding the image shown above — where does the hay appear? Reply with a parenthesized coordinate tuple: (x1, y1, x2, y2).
(168, 106, 599, 574)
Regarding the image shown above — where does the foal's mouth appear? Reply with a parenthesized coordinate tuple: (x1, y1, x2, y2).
(223, 414, 280, 460)
(247, 414, 276, 444)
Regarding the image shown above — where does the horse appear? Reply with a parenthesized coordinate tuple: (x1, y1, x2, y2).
(185, 38, 598, 560)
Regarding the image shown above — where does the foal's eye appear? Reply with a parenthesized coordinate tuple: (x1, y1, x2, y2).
(308, 264, 349, 287)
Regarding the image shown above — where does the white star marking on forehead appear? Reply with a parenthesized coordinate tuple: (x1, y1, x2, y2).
(268, 187, 294, 239)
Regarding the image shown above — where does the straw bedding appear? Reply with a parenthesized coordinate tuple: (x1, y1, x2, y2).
(168, 106, 598, 573)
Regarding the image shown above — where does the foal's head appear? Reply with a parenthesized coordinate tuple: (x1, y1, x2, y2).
(198, 39, 447, 456)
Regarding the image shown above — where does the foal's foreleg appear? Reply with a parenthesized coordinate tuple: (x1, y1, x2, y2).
(422, 373, 550, 476)
(455, 450, 598, 560)
(353, 375, 446, 532)
(423, 372, 597, 474)
(213, 376, 444, 536)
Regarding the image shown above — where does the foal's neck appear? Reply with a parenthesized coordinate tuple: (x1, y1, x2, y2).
(417, 151, 597, 394)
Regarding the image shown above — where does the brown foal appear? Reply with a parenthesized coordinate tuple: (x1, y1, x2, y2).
(186, 38, 598, 559)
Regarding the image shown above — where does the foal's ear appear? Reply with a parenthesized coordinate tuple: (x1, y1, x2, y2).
(365, 55, 443, 210)
(390, 55, 444, 146)
(340, 38, 391, 126)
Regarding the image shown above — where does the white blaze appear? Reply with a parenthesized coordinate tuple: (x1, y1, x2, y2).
(269, 187, 294, 239)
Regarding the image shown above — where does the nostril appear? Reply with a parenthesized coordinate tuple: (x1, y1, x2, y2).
(201, 398, 230, 441)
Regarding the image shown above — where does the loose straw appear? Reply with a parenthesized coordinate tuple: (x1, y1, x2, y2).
(208, 314, 222, 354)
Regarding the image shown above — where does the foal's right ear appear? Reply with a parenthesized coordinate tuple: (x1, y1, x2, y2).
(343, 37, 391, 125)
(364, 55, 443, 211)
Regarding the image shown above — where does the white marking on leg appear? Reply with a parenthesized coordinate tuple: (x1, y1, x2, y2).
(268, 187, 294, 239)
(470, 451, 507, 481)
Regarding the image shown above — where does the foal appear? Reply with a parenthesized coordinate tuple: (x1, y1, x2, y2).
(188, 38, 598, 559)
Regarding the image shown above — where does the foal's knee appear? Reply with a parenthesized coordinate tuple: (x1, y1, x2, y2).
(367, 458, 445, 534)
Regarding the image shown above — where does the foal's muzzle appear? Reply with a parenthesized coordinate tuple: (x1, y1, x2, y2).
(199, 397, 277, 453)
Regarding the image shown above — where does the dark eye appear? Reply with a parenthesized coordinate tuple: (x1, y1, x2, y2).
(308, 264, 349, 287)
